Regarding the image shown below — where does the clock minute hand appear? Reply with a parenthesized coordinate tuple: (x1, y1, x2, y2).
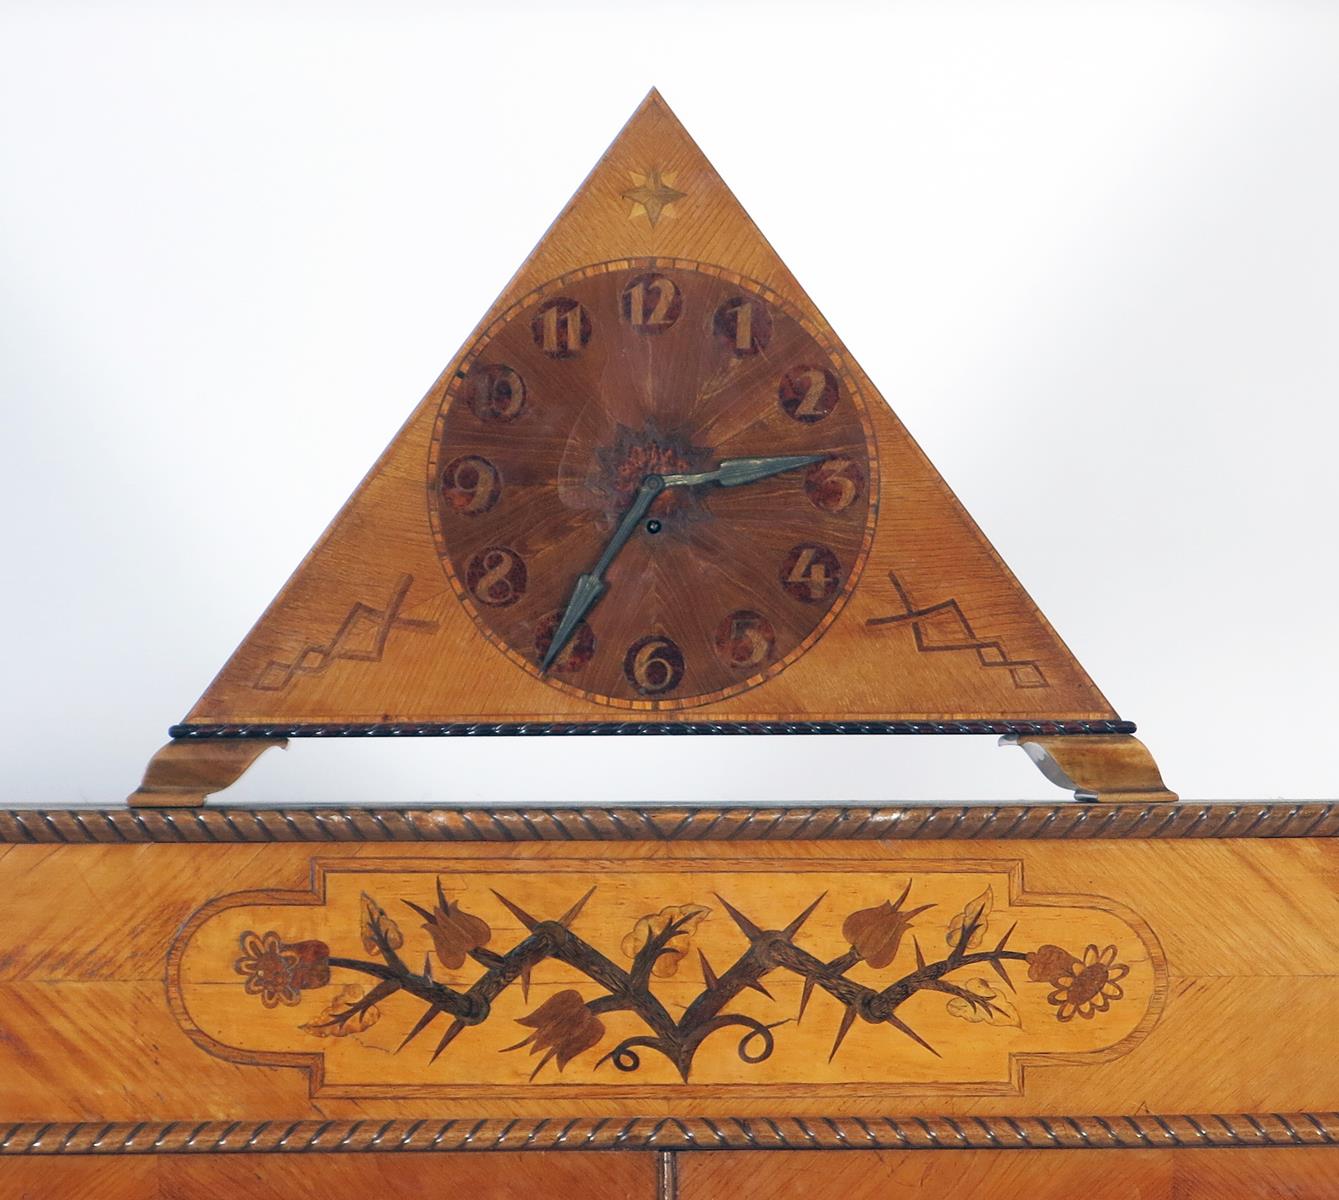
(539, 455, 822, 673)
(540, 474, 666, 673)
(660, 454, 824, 489)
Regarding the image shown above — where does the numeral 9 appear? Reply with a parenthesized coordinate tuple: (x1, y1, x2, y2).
(441, 455, 502, 516)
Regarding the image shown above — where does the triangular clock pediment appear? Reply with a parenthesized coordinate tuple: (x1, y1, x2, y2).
(131, 90, 1173, 807)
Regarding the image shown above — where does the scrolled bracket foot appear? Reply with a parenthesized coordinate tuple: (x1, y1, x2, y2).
(127, 738, 286, 807)
(1000, 733, 1177, 804)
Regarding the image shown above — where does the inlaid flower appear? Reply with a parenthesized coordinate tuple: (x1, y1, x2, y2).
(842, 882, 934, 968)
(404, 880, 491, 970)
(234, 930, 330, 1008)
(503, 989, 605, 1077)
(1045, 943, 1128, 1021)
(1026, 943, 1075, 986)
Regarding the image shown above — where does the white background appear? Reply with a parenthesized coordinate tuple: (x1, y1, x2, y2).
(2, 1, 1336, 806)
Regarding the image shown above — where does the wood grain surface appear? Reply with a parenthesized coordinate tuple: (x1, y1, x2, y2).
(677, 1148, 1339, 1200)
(179, 90, 1120, 730)
(2, 826, 1336, 1125)
(4, 1147, 1339, 1200)
(0, 1151, 655, 1200)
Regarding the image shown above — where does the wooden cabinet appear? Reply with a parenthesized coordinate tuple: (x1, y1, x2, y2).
(2, 801, 1335, 1197)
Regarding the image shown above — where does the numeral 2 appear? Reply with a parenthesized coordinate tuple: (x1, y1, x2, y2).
(779, 365, 839, 423)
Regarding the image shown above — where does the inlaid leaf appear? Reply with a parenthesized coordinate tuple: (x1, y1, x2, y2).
(945, 977, 1020, 1027)
(620, 903, 710, 977)
(946, 887, 992, 950)
(302, 984, 383, 1038)
(360, 891, 404, 955)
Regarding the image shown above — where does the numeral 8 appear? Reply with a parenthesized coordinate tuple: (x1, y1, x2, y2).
(465, 546, 527, 607)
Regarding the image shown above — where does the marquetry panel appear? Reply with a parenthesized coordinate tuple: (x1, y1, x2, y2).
(169, 857, 1160, 1098)
(1, 821, 1336, 1128)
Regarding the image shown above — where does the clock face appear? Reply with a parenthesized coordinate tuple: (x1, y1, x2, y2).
(428, 259, 878, 710)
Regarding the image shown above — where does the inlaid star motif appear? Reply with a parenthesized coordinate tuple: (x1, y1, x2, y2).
(621, 167, 685, 228)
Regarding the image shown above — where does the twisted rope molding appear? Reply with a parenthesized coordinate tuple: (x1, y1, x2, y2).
(2, 802, 1337, 844)
(1, 1113, 1336, 1155)
(167, 721, 1138, 738)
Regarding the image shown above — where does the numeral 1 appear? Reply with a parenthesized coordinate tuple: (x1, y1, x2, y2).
(713, 296, 772, 357)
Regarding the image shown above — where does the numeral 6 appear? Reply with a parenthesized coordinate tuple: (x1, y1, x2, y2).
(623, 634, 685, 695)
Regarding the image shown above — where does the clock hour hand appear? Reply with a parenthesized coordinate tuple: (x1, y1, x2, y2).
(540, 455, 821, 672)
(540, 474, 666, 673)
(660, 453, 824, 489)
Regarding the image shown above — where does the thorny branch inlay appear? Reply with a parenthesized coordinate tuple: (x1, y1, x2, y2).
(233, 879, 1131, 1081)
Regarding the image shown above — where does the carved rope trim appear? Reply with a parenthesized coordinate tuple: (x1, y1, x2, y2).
(2, 802, 1337, 844)
(1, 1114, 1336, 1154)
(168, 721, 1137, 737)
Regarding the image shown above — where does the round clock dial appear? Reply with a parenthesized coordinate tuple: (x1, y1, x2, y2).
(428, 260, 878, 710)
